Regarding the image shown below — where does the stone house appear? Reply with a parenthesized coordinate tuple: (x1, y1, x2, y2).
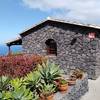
(6, 18, 100, 79)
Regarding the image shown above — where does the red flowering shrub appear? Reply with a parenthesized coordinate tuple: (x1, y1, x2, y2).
(0, 54, 47, 77)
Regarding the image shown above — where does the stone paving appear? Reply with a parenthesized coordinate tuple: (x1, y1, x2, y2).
(81, 76, 100, 100)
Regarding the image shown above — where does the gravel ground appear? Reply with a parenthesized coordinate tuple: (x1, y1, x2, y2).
(81, 77, 100, 100)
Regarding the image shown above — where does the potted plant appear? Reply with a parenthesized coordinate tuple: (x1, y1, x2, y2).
(40, 83, 55, 100)
(67, 74, 76, 86)
(58, 79, 68, 92)
(71, 69, 83, 79)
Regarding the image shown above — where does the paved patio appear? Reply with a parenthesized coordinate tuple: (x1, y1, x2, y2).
(81, 77, 100, 100)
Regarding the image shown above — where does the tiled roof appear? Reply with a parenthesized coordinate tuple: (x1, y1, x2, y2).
(20, 18, 100, 36)
(6, 37, 21, 45)
(6, 17, 100, 44)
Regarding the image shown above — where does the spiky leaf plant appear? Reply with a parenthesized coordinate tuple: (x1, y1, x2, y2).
(40, 83, 56, 96)
(0, 87, 39, 100)
(24, 71, 41, 93)
(0, 76, 11, 92)
(39, 60, 63, 84)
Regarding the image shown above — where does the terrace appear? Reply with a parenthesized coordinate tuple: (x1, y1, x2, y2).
(6, 37, 22, 55)
(4, 18, 100, 99)
(0, 53, 88, 100)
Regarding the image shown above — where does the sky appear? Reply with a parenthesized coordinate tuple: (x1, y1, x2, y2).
(0, 0, 100, 44)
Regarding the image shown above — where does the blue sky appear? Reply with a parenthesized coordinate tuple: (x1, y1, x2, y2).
(0, 0, 100, 44)
(0, 0, 49, 44)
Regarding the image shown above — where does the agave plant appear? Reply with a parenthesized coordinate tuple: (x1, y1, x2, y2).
(40, 83, 56, 96)
(0, 91, 12, 100)
(0, 76, 11, 92)
(39, 60, 63, 84)
(24, 71, 41, 93)
(0, 77, 39, 100)
(11, 86, 38, 100)
(0, 86, 39, 100)
(10, 77, 24, 90)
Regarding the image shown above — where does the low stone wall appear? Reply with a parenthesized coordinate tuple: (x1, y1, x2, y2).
(54, 73, 88, 100)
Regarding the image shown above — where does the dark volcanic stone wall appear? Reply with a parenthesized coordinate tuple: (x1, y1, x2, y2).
(22, 24, 100, 79)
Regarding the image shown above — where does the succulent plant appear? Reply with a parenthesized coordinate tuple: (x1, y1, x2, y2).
(71, 69, 83, 79)
(40, 83, 55, 96)
(59, 79, 67, 85)
(0, 86, 39, 100)
(39, 60, 63, 84)
(24, 71, 41, 93)
(0, 76, 11, 92)
(10, 77, 24, 90)
(0, 91, 12, 100)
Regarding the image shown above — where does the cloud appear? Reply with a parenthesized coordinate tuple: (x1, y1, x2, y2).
(22, 0, 100, 24)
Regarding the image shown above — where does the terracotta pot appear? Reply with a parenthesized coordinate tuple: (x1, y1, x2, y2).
(77, 74, 83, 79)
(40, 94, 45, 100)
(54, 80, 59, 86)
(40, 94, 54, 100)
(46, 94, 54, 100)
(58, 83, 68, 91)
(67, 80, 76, 86)
(54, 78, 62, 86)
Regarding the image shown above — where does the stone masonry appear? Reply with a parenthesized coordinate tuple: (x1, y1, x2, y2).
(22, 22, 100, 79)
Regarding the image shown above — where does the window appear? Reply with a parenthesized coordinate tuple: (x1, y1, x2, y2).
(45, 39, 57, 56)
(88, 32, 96, 39)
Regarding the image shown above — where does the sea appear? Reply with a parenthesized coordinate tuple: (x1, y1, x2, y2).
(0, 44, 22, 56)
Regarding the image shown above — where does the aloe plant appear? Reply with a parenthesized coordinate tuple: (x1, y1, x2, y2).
(24, 71, 41, 93)
(11, 86, 38, 100)
(0, 91, 12, 100)
(0, 87, 39, 100)
(10, 77, 24, 90)
(0, 76, 38, 100)
(40, 83, 55, 96)
(39, 60, 63, 84)
(0, 76, 11, 92)
(0, 77, 39, 100)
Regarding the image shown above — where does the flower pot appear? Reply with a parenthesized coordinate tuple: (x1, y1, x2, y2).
(40, 94, 45, 100)
(71, 69, 83, 80)
(58, 83, 68, 91)
(54, 80, 60, 86)
(40, 94, 54, 100)
(77, 74, 83, 79)
(67, 80, 76, 86)
(46, 94, 54, 100)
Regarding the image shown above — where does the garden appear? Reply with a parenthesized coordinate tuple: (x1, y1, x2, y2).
(0, 54, 87, 100)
